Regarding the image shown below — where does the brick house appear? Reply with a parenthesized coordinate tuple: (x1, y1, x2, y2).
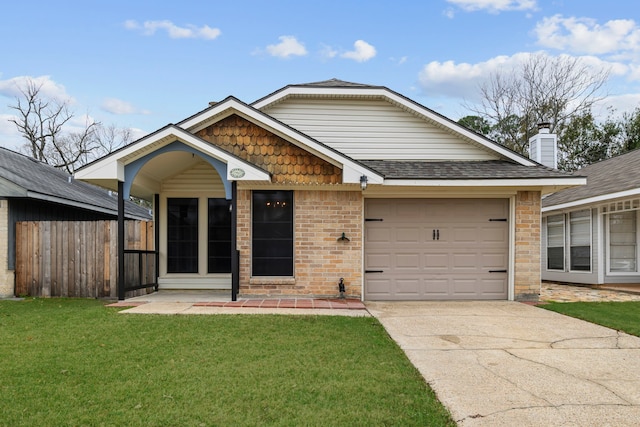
(75, 79, 583, 302)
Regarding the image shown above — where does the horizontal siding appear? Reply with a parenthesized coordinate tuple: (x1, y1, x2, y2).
(161, 160, 225, 195)
(263, 98, 498, 161)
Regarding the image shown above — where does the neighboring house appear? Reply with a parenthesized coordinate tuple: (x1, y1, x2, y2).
(0, 147, 151, 297)
(542, 148, 640, 286)
(75, 79, 583, 302)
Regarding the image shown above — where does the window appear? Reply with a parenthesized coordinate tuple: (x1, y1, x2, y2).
(208, 199, 232, 273)
(569, 210, 591, 271)
(252, 190, 293, 276)
(609, 211, 637, 273)
(167, 198, 199, 273)
(547, 214, 565, 270)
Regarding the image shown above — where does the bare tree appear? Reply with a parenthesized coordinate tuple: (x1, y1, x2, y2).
(466, 53, 610, 155)
(8, 78, 131, 173)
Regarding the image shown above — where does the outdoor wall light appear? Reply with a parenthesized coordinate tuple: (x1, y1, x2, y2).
(360, 175, 368, 191)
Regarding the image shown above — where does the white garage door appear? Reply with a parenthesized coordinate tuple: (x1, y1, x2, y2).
(364, 199, 509, 300)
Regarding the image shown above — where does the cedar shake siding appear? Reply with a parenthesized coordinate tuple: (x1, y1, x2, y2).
(197, 115, 342, 185)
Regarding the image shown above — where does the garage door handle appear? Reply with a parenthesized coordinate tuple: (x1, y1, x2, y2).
(489, 270, 507, 273)
(365, 270, 384, 273)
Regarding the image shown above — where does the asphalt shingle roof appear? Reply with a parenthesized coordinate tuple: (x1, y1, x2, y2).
(542, 148, 640, 208)
(0, 147, 150, 219)
(361, 160, 576, 180)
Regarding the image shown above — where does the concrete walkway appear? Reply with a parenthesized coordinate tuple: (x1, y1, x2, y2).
(366, 301, 640, 426)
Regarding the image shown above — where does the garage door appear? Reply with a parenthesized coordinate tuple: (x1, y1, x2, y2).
(364, 199, 509, 300)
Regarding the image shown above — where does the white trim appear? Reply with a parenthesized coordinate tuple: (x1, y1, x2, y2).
(177, 98, 384, 186)
(252, 85, 537, 166)
(597, 206, 605, 284)
(383, 177, 586, 188)
(508, 195, 515, 301)
(542, 187, 640, 213)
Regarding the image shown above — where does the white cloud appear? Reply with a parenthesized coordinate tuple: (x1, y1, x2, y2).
(101, 98, 150, 115)
(446, 0, 537, 13)
(534, 15, 640, 56)
(341, 40, 377, 62)
(417, 51, 621, 100)
(266, 36, 307, 58)
(0, 75, 73, 103)
(124, 19, 221, 40)
(319, 44, 338, 59)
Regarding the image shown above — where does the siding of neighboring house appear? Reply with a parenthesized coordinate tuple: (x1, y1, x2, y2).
(0, 199, 11, 296)
(261, 98, 498, 161)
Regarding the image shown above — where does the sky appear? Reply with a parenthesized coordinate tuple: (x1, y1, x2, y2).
(1, 0, 639, 151)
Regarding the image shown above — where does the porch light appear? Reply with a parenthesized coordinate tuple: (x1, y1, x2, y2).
(360, 175, 368, 191)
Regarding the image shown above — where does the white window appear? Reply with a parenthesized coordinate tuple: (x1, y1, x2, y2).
(569, 210, 591, 271)
(608, 211, 638, 273)
(547, 214, 565, 270)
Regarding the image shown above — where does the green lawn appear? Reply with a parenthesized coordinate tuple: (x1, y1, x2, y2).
(542, 301, 640, 337)
(0, 299, 454, 426)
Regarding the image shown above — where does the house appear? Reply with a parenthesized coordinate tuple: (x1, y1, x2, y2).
(542, 148, 640, 286)
(0, 147, 151, 297)
(74, 79, 584, 302)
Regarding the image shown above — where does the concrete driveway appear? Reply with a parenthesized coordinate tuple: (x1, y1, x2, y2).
(366, 301, 640, 426)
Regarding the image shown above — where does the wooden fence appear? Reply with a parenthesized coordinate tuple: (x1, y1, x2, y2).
(15, 220, 155, 298)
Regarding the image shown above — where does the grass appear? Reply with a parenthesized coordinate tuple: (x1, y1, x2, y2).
(0, 298, 454, 426)
(541, 301, 640, 337)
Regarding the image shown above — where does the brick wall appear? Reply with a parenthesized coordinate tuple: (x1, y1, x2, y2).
(238, 189, 363, 298)
(514, 190, 541, 301)
(0, 200, 13, 297)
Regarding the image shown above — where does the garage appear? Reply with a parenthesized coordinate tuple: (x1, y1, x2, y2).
(364, 199, 509, 300)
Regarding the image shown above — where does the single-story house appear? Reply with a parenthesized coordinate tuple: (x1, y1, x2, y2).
(0, 147, 151, 297)
(542, 148, 640, 286)
(74, 79, 584, 302)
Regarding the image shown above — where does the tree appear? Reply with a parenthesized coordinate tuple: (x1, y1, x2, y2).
(557, 111, 617, 171)
(467, 53, 610, 155)
(457, 115, 491, 135)
(8, 78, 131, 173)
(618, 107, 640, 153)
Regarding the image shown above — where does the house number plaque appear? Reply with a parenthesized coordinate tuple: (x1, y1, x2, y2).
(230, 168, 245, 178)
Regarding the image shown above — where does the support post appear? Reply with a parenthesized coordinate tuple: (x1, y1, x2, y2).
(231, 181, 239, 301)
(154, 193, 160, 291)
(117, 181, 125, 301)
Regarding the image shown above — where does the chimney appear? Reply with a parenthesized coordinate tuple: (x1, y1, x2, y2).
(529, 122, 557, 169)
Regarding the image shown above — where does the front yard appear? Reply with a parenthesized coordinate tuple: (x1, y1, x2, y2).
(542, 301, 640, 337)
(0, 299, 454, 426)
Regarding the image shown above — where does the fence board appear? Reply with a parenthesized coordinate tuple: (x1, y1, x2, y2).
(15, 220, 154, 298)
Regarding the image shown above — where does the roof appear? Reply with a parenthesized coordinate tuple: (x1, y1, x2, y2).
(0, 147, 151, 219)
(542, 148, 640, 210)
(290, 78, 382, 88)
(362, 160, 575, 180)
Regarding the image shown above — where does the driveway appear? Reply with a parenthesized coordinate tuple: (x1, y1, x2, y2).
(366, 301, 640, 426)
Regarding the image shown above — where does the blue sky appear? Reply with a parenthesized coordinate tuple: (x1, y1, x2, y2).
(1, 0, 639, 150)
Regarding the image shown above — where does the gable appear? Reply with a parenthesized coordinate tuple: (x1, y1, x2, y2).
(196, 115, 342, 185)
(260, 98, 498, 161)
